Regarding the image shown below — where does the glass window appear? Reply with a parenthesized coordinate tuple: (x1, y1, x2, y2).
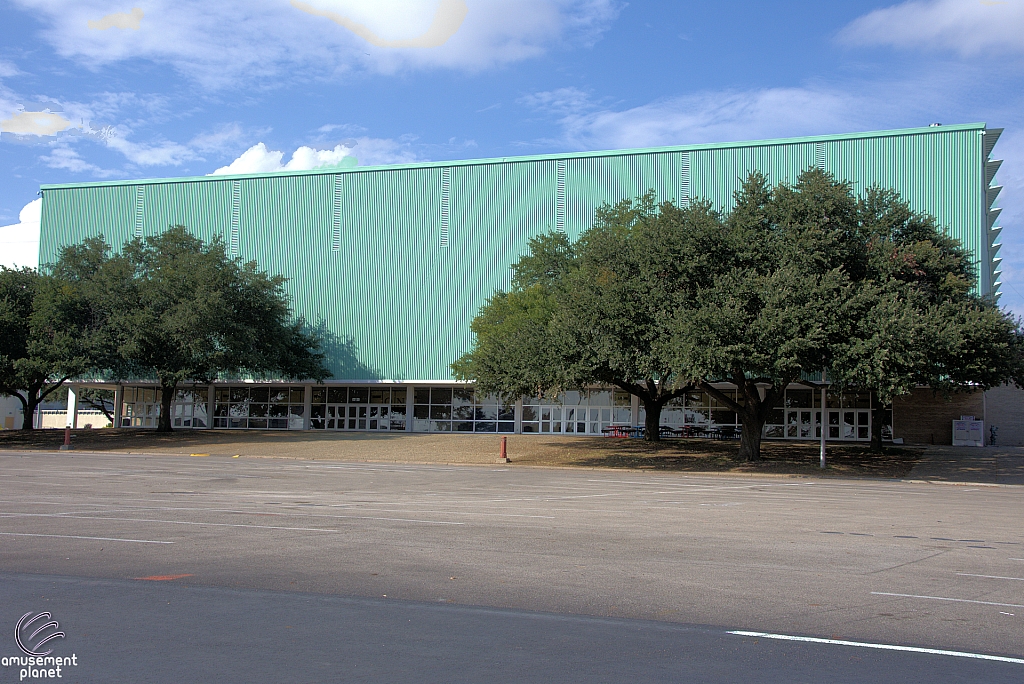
(230, 387, 248, 403)
(588, 390, 612, 406)
(430, 405, 451, 420)
(414, 388, 431, 404)
(269, 388, 288, 403)
(311, 387, 326, 403)
(393, 389, 407, 405)
(453, 403, 474, 420)
(290, 387, 305, 403)
(370, 388, 390, 404)
(327, 387, 347, 404)
(786, 390, 812, 408)
(711, 410, 736, 425)
(452, 388, 474, 407)
(251, 387, 269, 403)
(349, 387, 369, 403)
(431, 388, 452, 404)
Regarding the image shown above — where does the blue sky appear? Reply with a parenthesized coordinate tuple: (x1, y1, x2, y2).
(2, 0, 1023, 311)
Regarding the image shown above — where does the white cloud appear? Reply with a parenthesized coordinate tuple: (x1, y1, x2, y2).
(839, 0, 1024, 55)
(104, 129, 194, 166)
(0, 61, 20, 78)
(0, 199, 41, 269)
(211, 138, 419, 175)
(39, 145, 116, 176)
(524, 86, 884, 151)
(10, 0, 621, 88)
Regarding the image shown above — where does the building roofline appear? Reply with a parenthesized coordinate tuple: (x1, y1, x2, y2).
(39, 122, 989, 191)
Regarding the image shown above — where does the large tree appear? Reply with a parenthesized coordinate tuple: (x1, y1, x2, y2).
(0, 246, 109, 430)
(828, 188, 1022, 450)
(97, 225, 329, 431)
(454, 196, 730, 440)
(670, 170, 860, 460)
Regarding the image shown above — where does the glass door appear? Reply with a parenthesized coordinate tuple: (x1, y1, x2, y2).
(785, 410, 814, 438)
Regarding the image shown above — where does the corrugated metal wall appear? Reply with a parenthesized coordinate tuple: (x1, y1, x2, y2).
(38, 124, 999, 381)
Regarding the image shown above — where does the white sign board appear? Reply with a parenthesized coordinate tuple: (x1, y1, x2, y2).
(952, 420, 984, 447)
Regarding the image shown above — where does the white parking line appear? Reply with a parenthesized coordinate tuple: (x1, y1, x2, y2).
(728, 631, 1024, 664)
(0, 531, 173, 544)
(871, 592, 1024, 608)
(0, 511, 463, 529)
(957, 573, 1024, 581)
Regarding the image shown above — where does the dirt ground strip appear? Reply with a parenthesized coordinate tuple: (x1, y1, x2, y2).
(0, 428, 923, 477)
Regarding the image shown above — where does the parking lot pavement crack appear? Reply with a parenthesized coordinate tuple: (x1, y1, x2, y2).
(864, 550, 952, 575)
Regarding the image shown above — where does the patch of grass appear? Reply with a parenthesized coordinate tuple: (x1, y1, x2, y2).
(512, 437, 923, 478)
(0, 428, 924, 478)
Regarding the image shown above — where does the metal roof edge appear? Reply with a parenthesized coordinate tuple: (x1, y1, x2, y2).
(39, 122, 989, 191)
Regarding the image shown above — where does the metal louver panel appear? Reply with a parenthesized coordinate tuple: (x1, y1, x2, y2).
(983, 128, 1003, 158)
(985, 159, 1002, 186)
(814, 143, 826, 169)
(986, 185, 1002, 209)
(987, 206, 1002, 228)
(331, 174, 343, 251)
(680, 152, 690, 206)
(134, 186, 145, 237)
(555, 159, 567, 231)
(229, 180, 241, 256)
(440, 167, 451, 247)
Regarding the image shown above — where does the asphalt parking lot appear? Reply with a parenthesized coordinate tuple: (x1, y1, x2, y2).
(0, 450, 1021, 681)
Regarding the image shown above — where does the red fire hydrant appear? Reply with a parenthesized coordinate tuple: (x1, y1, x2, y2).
(498, 435, 509, 463)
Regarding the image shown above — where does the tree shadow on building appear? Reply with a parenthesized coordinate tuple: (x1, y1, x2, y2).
(308, 321, 383, 382)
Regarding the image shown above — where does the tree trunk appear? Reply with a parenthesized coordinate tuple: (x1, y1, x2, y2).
(15, 392, 35, 430)
(642, 398, 663, 442)
(870, 390, 884, 453)
(738, 415, 763, 461)
(157, 381, 176, 432)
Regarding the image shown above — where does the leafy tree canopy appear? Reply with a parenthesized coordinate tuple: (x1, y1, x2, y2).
(457, 168, 1022, 458)
(92, 225, 329, 431)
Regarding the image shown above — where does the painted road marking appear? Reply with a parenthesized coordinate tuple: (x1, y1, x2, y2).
(871, 592, 1024, 608)
(0, 531, 174, 544)
(728, 631, 1024, 664)
(957, 573, 1024, 581)
(134, 574, 194, 581)
(0, 510, 465, 529)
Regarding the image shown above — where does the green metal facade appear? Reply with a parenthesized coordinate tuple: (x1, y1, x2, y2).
(38, 123, 1004, 382)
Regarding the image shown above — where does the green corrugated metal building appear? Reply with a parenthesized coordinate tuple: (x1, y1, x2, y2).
(38, 123, 1007, 441)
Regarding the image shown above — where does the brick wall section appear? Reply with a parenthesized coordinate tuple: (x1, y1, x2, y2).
(892, 388, 983, 445)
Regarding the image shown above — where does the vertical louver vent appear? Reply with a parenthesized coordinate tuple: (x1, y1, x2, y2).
(984, 127, 1004, 299)
(679, 152, 690, 206)
(555, 159, 566, 231)
(133, 185, 144, 237)
(229, 180, 241, 256)
(331, 174, 343, 252)
(440, 167, 450, 247)
(815, 142, 826, 170)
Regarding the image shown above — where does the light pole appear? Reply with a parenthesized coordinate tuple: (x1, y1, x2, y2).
(819, 370, 827, 469)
